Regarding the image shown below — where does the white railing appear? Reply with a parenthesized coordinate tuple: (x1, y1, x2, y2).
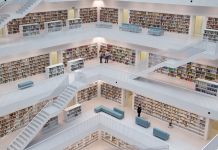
(203, 134, 218, 150)
(26, 113, 169, 150)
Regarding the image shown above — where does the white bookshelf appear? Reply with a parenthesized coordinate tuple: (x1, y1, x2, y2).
(203, 29, 218, 42)
(67, 58, 84, 72)
(67, 18, 82, 29)
(134, 94, 207, 137)
(64, 131, 99, 150)
(195, 78, 218, 96)
(77, 82, 98, 104)
(46, 63, 64, 78)
(63, 104, 82, 121)
(20, 23, 40, 37)
(45, 20, 63, 32)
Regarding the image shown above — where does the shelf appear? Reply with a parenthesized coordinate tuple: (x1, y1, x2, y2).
(67, 58, 84, 72)
(129, 10, 190, 34)
(68, 18, 82, 29)
(46, 63, 64, 78)
(64, 104, 82, 121)
(206, 17, 218, 30)
(20, 23, 40, 37)
(195, 78, 218, 96)
(148, 53, 167, 68)
(134, 94, 206, 137)
(77, 82, 98, 104)
(203, 29, 218, 42)
(100, 7, 118, 24)
(80, 7, 97, 23)
(7, 10, 68, 34)
(45, 20, 63, 32)
(62, 44, 98, 67)
(0, 54, 50, 84)
(101, 82, 122, 104)
(43, 116, 58, 131)
(100, 43, 136, 65)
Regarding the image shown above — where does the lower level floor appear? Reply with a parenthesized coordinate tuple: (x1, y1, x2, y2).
(1, 98, 211, 150)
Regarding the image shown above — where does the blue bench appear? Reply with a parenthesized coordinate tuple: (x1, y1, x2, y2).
(153, 128, 170, 141)
(135, 117, 150, 128)
(96, 22, 113, 29)
(119, 23, 142, 33)
(148, 27, 164, 36)
(113, 107, 125, 117)
(94, 105, 124, 119)
(18, 81, 34, 89)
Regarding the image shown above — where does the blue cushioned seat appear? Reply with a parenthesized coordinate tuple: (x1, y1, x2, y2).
(18, 81, 34, 90)
(135, 117, 150, 128)
(113, 108, 124, 117)
(94, 105, 124, 119)
(153, 128, 170, 141)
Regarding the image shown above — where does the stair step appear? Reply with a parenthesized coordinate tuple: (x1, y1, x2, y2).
(31, 122, 39, 128)
(54, 101, 64, 107)
(53, 103, 62, 109)
(33, 118, 43, 125)
(9, 145, 18, 150)
(25, 128, 34, 135)
(35, 116, 46, 122)
(62, 92, 72, 98)
(13, 141, 22, 148)
(28, 125, 37, 132)
(38, 113, 48, 119)
(59, 95, 68, 100)
(19, 134, 27, 142)
(41, 110, 49, 116)
(16, 138, 24, 145)
(57, 100, 66, 105)
(23, 131, 31, 138)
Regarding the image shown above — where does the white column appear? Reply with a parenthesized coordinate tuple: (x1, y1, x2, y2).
(132, 93, 136, 111)
(135, 50, 140, 67)
(97, 81, 101, 98)
(97, 7, 100, 22)
(121, 89, 125, 107)
(189, 15, 195, 36)
(204, 118, 211, 140)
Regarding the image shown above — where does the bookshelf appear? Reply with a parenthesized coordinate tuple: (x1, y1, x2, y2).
(46, 63, 64, 78)
(203, 29, 218, 42)
(67, 58, 84, 72)
(20, 23, 40, 37)
(43, 116, 59, 131)
(101, 131, 134, 150)
(0, 54, 50, 84)
(62, 44, 98, 67)
(0, 98, 55, 138)
(129, 10, 190, 34)
(100, 43, 136, 65)
(100, 7, 118, 24)
(77, 82, 98, 104)
(68, 18, 82, 29)
(134, 94, 207, 137)
(101, 83, 122, 104)
(64, 131, 99, 150)
(45, 20, 63, 32)
(148, 53, 167, 67)
(7, 10, 68, 34)
(195, 78, 218, 96)
(156, 62, 218, 82)
(206, 17, 218, 30)
(79, 7, 97, 23)
(63, 104, 82, 121)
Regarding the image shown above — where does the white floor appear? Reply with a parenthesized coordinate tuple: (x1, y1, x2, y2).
(83, 140, 117, 150)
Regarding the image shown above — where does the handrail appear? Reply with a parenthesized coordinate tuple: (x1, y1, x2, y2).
(202, 134, 218, 150)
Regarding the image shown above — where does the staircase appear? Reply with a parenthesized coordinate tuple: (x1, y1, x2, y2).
(0, 0, 42, 28)
(7, 84, 77, 150)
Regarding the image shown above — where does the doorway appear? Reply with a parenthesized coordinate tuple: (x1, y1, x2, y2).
(50, 51, 59, 65)
(193, 16, 203, 37)
(123, 89, 133, 109)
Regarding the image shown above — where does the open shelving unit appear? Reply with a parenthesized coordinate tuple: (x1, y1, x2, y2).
(46, 63, 64, 78)
(129, 10, 190, 34)
(79, 7, 97, 23)
(101, 131, 135, 150)
(64, 131, 99, 150)
(20, 23, 40, 37)
(134, 94, 207, 137)
(204, 17, 218, 41)
(77, 82, 98, 104)
(7, 10, 68, 34)
(45, 20, 63, 32)
(195, 78, 218, 96)
(100, 7, 118, 24)
(68, 18, 82, 29)
(62, 44, 98, 67)
(101, 82, 122, 104)
(63, 104, 82, 122)
(67, 58, 84, 72)
(156, 62, 218, 82)
(100, 43, 136, 65)
(0, 98, 55, 138)
(0, 54, 50, 84)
